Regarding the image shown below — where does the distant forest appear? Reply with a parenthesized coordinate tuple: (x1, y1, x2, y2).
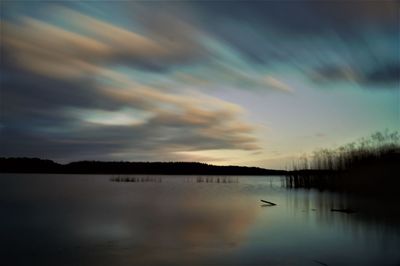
(0, 158, 287, 175)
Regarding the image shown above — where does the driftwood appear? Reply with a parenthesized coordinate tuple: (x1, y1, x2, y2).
(331, 208, 356, 214)
(260, 200, 277, 206)
(313, 260, 328, 266)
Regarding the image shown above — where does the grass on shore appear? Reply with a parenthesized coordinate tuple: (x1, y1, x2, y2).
(286, 130, 400, 196)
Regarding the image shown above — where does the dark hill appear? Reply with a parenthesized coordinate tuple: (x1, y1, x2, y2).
(0, 157, 286, 175)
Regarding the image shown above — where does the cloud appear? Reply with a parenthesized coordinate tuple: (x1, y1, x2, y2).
(262, 76, 294, 93)
(2, 7, 207, 77)
(1, 1, 398, 164)
(1, 5, 261, 161)
(0, 68, 260, 161)
(1, 15, 260, 162)
(309, 63, 400, 88)
(187, 1, 398, 65)
(309, 64, 361, 84)
(177, 1, 397, 92)
(365, 64, 400, 85)
(9, 2, 395, 94)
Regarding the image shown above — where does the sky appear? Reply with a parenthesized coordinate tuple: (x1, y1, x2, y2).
(0, 1, 399, 169)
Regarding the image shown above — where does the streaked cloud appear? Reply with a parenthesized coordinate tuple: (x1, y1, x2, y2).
(262, 76, 294, 93)
(2, 8, 206, 78)
(0, 1, 398, 166)
(0, 8, 259, 162)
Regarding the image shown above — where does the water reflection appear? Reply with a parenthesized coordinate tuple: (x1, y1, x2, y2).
(0, 174, 399, 266)
(0, 175, 259, 266)
(285, 188, 400, 232)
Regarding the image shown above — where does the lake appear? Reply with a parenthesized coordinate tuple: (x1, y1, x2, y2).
(1, 174, 399, 266)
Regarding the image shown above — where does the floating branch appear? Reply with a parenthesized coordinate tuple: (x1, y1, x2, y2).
(260, 200, 277, 206)
(331, 208, 356, 214)
(312, 260, 328, 266)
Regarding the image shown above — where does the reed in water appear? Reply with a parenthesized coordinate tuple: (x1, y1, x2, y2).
(110, 176, 162, 183)
(185, 176, 239, 184)
(286, 130, 400, 196)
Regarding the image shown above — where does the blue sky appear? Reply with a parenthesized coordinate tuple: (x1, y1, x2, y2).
(0, 1, 398, 168)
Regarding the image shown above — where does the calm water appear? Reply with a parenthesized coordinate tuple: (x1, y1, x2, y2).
(1, 174, 399, 266)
